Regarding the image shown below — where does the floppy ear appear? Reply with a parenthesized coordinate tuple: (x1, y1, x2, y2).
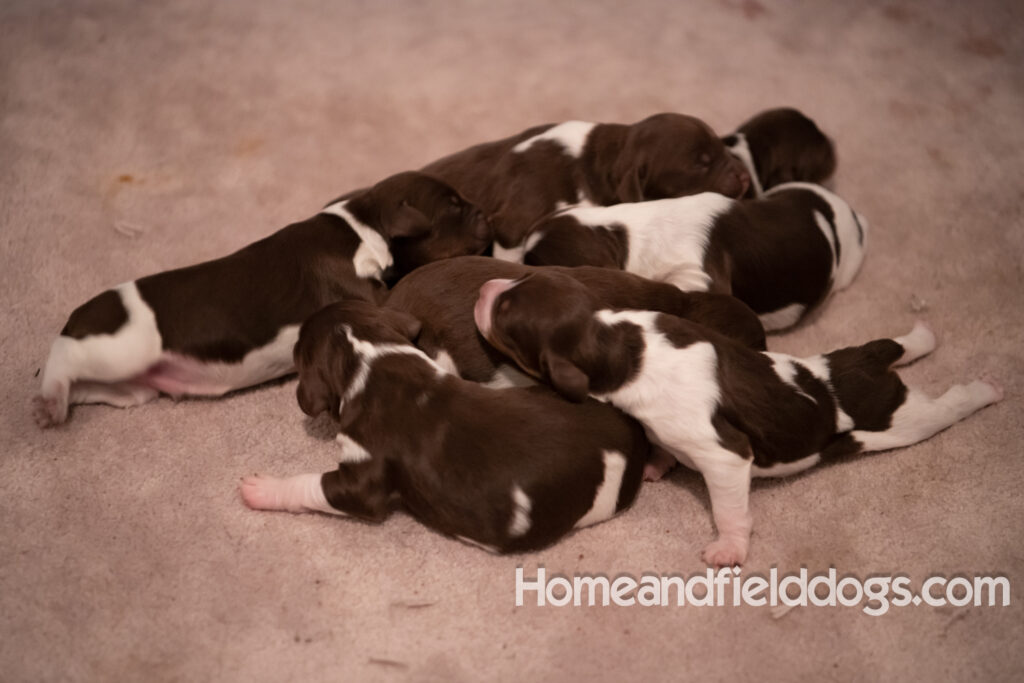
(540, 349, 590, 403)
(296, 373, 339, 418)
(614, 164, 645, 203)
(385, 202, 431, 239)
(381, 308, 422, 341)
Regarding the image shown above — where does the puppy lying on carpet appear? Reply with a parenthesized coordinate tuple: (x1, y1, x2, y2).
(474, 270, 1003, 566)
(33, 172, 491, 426)
(416, 112, 752, 256)
(240, 301, 649, 553)
(520, 182, 866, 331)
(723, 107, 837, 198)
(384, 256, 765, 388)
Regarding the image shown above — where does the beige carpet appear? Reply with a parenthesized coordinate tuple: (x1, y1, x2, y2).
(2, 0, 1022, 680)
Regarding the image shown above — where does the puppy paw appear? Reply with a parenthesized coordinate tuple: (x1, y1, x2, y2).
(31, 395, 64, 428)
(971, 377, 1004, 404)
(240, 474, 285, 511)
(701, 538, 748, 568)
(643, 447, 678, 482)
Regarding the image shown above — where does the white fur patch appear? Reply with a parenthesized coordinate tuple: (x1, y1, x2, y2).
(240, 472, 341, 515)
(335, 432, 372, 463)
(725, 133, 764, 197)
(512, 120, 596, 157)
(752, 453, 821, 478)
(508, 485, 532, 537)
(893, 322, 936, 366)
(483, 363, 537, 389)
(432, 350, 460, 375)
(765, 182, 867, 293)
(492, 243, 528, 263)
(321, 201, 393, 279)
(852, 382, 1001, 452)
(758, 303, 805, 332)
(338, 324, 440, 408)
(765, 353, 817, 404)
(553, 193, 734, 292)
(576, 450, 627, 528)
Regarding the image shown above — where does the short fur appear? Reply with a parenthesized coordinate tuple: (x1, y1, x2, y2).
(33, 172, 491, 426)
(475, 271, 1002, 566)
(384, 256, 766, 386)
(522, 182, 868, 331)
(418, 113, 752, 250)
(240, 300, 649, 554)
(722, 107, 837, 198)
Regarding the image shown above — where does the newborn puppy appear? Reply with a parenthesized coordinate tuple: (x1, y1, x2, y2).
(33, 172, 491, 427)
(417, 113, 751, 255)
(240, 301, 649, 553)
(723, 107, 836, 198)
(522, 182, 867, 331)
(385, 256, 766, 387)
(475, 271, 1003, 566)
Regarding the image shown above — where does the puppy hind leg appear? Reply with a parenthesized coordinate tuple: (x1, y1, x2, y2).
(851, 380, 1003, 453)
(68, 380, 159, 410)
(891, 321, 936, 367)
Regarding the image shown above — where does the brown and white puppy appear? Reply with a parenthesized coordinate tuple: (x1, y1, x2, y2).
(385, 256, 766, 388)
(33, 172, 491, 427)
(522, 182, 867, 331)
(474, 271, 1003, 566)
(239, 300, 649, 553)
(417, 113, 751, 255)
(723, 107, 837, 198)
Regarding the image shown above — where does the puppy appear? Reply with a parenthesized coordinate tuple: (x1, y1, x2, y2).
(384, 256, 766, 388)
(416, 113, 751, 255)
(239, 300, 649, 553)
(33, 172, 491, 427)
(522, 182, 867, 331)
(723, 107, 837, 198)
(474, 270, 1003, 566)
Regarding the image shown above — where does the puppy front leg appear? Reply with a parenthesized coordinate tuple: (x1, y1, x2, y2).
(241, 458, 390, 522)
(693, 450, 753, 567)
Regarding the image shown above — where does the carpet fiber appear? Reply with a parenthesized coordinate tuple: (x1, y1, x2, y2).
(2, 0, 1022, 680)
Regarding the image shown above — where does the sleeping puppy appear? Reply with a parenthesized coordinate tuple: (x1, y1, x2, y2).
(723, 107, 837, 198)
(474, 270, 1003, 566)
(239, 300, 649, 553)
(33, 172, 491, 427)
(417, 113, 751, 256)
(522, 182, 867, 331)
(384, 256, 766, 387)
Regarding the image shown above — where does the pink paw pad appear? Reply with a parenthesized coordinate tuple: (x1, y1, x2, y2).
(701, 539, 748, 568)
(240, 474, 285, 510)
(979, 377, 1004, 402)
(31, 395, 61, 428)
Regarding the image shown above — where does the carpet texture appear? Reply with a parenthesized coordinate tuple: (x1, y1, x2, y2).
(2, 0, 1022, 680)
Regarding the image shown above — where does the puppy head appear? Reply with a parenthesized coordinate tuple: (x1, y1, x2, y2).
(294, 301, 422, 418)
(729, 107, 836, 190)
(365, 171, 493, 276)
(474, 270, 647, 403)
(614, 113, 751, 203)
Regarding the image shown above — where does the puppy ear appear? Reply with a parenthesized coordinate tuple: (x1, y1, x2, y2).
(614, 165, 645, 203)
(382, 308, 422, 341)
(385, 202, 431, 239)
(296, 374, 339, 418)
(541, 349, 590, 403)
